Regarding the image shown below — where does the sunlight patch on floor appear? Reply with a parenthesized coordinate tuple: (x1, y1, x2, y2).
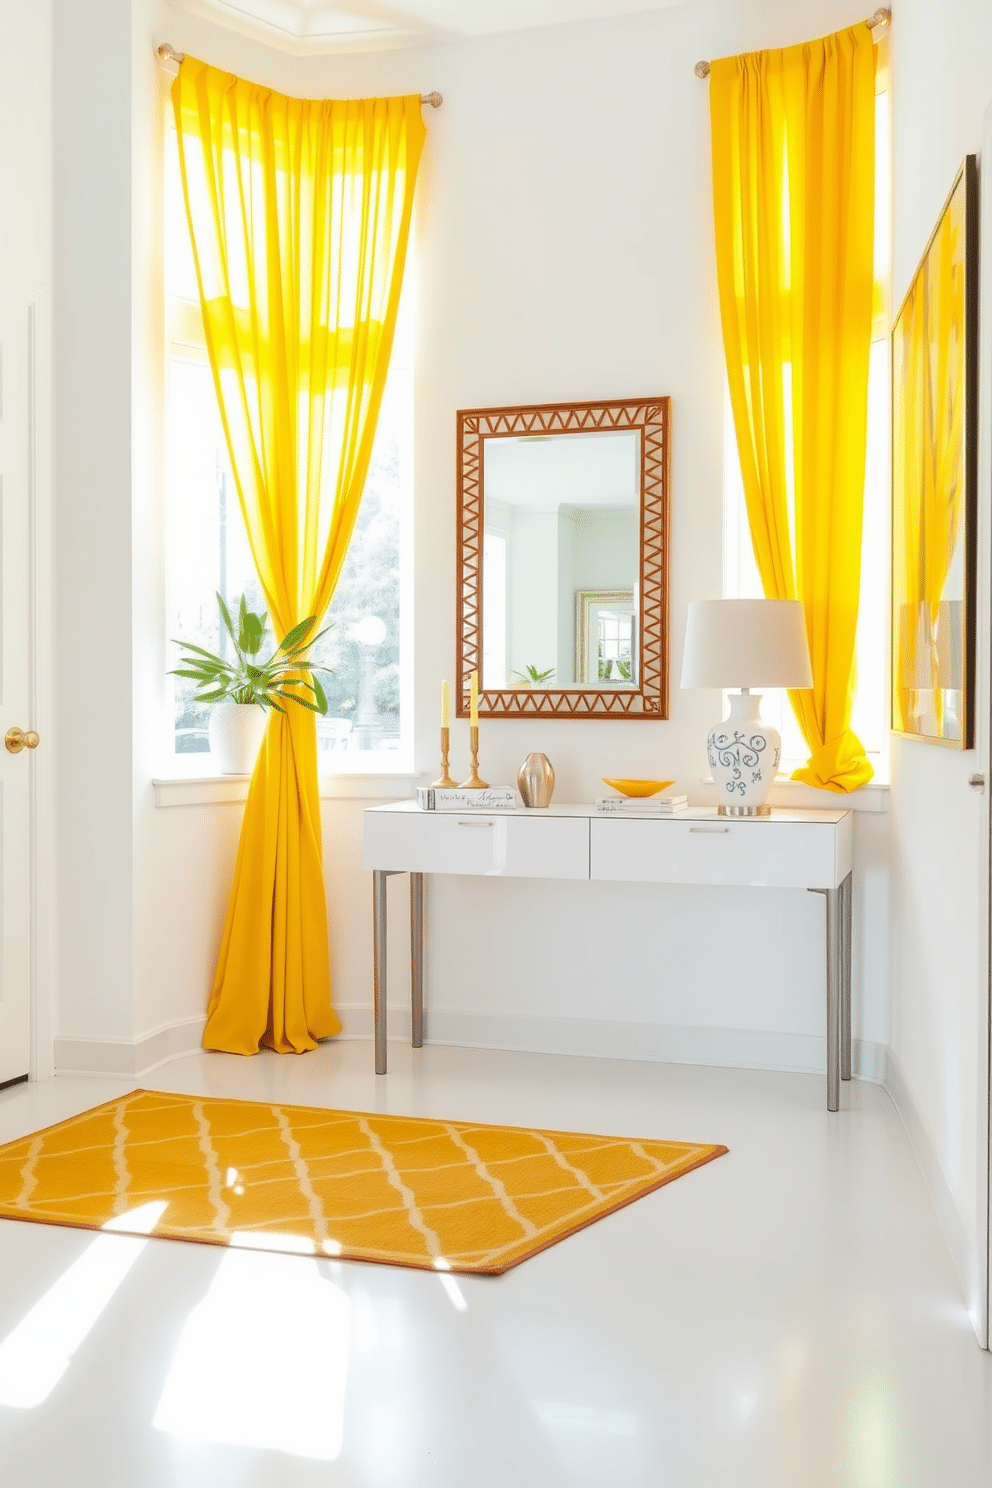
(0, 1200, 167, 1409)
(153, 1246, 350, 1460)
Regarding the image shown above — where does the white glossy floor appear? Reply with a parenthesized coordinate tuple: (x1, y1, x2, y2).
(0, 1041, 990, 1487)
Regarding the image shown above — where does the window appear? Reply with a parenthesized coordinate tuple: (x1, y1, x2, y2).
(723, 72, 890, 776)
(594, 603, 635, 684)
(164, 122, 413, 771)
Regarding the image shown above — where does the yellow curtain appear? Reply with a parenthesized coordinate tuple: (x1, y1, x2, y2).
(173, 58, 425, 1054)
(710, 24, 876, 791)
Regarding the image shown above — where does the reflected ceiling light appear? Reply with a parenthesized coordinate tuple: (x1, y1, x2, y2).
(736, 1389, 757, 1421)
(438, 1274, 468, 1312)
(534, 1400, 638, 1438)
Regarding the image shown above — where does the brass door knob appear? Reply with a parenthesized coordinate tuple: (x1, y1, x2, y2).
(5, 727, 40, 754)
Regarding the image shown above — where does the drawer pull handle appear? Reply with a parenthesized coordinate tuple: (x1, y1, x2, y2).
(689, 827, 730, 834)
(457, 820, 494, 829)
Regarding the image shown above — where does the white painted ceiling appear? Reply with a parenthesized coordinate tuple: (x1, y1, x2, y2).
(485, 431, 639, 512)
(167, 0, 689, 56)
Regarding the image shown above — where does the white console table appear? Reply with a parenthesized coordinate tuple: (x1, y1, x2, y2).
(363, 802, 854, 1110)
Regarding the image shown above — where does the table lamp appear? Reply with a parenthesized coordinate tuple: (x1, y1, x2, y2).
(681, 599, 814, 816)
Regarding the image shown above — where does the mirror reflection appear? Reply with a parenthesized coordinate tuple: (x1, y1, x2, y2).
(482, 431, 640, 690)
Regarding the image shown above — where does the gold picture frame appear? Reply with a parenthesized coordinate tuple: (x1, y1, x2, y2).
(891, 155, 978, 747)
(575, 589, 636, 684)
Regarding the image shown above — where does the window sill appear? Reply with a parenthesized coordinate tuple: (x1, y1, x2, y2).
(152, 772, 425, 809)
(699, 776, 889, 813)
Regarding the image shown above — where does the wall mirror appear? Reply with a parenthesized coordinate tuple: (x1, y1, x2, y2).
(456, 396, 670, 718)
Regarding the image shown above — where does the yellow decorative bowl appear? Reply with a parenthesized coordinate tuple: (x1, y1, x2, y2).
(601, 777, 676, 798)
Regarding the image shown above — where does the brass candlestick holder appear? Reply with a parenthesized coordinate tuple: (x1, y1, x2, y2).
(460, 725, 489, 789)
(432, 726, 457, 788)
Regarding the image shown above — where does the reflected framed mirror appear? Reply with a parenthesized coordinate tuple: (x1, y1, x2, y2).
(456, 396, 670, 718)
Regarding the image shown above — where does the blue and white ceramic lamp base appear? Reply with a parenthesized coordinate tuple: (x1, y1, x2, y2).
(707, 690, 780, 816)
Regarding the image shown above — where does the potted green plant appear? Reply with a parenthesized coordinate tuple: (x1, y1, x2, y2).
(511, 664, 556, 687)
(171, 594, 331, 774)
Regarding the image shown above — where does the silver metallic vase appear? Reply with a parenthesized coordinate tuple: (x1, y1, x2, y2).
(517, 752, 555, 809)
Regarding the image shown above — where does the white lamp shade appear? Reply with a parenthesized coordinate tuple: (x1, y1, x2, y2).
(681, 599, 814, 690)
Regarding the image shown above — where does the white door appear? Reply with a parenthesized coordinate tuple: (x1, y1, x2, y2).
(0, 278, 38, 1086)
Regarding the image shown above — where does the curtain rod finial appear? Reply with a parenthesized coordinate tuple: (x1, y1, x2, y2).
(868, 7, 891, 40)
(421, 91, 443, 108)
(157, 42, 183, 76)
(694, 60, 711, 79)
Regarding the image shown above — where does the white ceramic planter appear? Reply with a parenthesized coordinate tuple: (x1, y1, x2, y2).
(208, 700, 268, 775)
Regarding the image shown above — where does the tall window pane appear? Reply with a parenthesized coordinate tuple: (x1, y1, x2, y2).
(164, 122, 412, 768)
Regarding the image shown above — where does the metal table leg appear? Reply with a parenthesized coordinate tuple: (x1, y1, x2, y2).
(841, 871, 852, 1083)
(811, 879, 849, 1112)
(410, 872, 425, 1048)
(374, 869, 426, 1074)
(824, 886, 842, 1112)
(373, 869, 392, 1075)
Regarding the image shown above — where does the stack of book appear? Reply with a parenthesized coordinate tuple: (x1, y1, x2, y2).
(416, 786, 517, 811)
(595, 793, 689, 814)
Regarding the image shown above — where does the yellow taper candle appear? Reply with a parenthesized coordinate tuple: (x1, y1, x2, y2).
(441, 678, 449, 729)
(470, 670, 479, 725)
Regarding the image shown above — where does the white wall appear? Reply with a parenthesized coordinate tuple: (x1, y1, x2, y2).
(0, 2, 51, 284)
(556, 504, 577, 681)
(81, 0, 889, 1083)
(54, 0, 136, 1042)
(508, 508, 558, 681)
(572, 509, 636, 594)
(557, 507, 636, 682)
(887, 0, 992, 1340)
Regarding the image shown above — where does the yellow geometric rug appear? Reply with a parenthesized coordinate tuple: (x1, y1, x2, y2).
(0, 1090, 727, 1274)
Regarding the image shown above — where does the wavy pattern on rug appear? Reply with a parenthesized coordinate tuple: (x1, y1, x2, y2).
(0, 1091, 727, 1273)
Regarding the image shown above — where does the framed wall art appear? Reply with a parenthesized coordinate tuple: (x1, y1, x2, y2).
(891, 154, 978, 747)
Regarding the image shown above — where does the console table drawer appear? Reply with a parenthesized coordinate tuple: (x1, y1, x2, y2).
(590, 816, 842, 889)
(363, 811, 589, 879)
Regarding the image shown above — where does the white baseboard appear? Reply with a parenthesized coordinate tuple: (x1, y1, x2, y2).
(880, 1046, 981, 1342)
(53, 1015, 207, 1078)
(52, 1004, 887, 1082)
(336, 1002, 887, 1080)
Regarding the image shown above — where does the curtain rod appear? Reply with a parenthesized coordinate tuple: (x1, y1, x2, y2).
(693, 7, 890, 78)
(156, 43, 442, 107)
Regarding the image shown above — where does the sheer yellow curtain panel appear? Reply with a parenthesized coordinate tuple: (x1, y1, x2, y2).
(710, 23, 877, 791)
(172, 58, 425, 1054)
